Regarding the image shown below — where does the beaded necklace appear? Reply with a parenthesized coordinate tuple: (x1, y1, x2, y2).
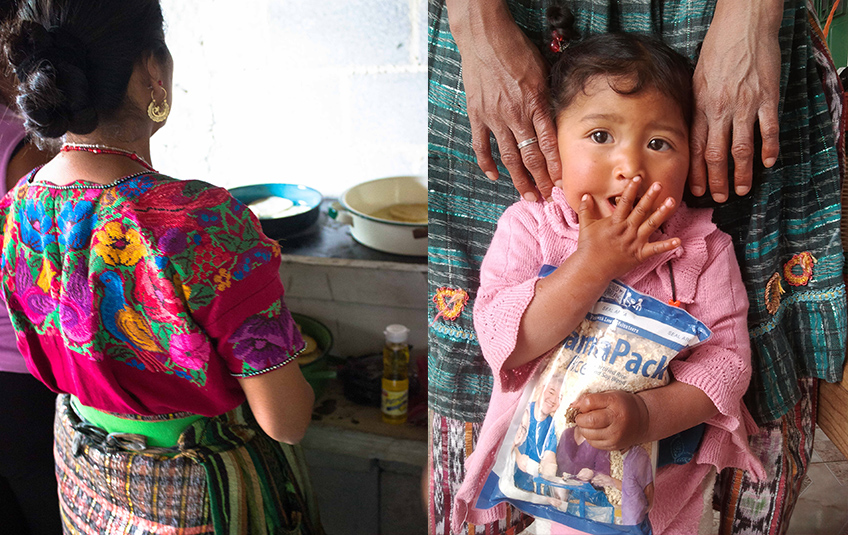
(60, 142, 157, 172)
(32, 170, 149, 190)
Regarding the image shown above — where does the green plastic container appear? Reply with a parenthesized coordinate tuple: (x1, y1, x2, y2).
(291, 313, 336, 399)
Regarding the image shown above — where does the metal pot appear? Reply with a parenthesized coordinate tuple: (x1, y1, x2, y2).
(229, 183, 323, 240)
(329, 175, 427, 256)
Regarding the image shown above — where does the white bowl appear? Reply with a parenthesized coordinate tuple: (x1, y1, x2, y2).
(333, 176, 427, 256)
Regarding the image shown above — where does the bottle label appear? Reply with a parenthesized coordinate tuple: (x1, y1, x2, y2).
(382, 379, 408, 416)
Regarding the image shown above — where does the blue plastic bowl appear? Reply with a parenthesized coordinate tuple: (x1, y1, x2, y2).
(230, 184, 323, 239)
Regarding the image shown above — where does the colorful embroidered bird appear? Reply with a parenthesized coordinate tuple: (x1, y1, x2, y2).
(59, 264, 94, 345)
(15, 255, 58, 324)
(99, 271, 169, 372)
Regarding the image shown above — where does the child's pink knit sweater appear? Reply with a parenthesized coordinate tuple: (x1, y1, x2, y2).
(452, 188, 765, 534)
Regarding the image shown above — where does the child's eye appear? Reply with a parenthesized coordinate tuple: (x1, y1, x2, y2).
(648, 139, 670, 151)
(590, 131, 611, 144)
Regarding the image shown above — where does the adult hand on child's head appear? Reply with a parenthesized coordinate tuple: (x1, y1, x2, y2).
(447, 0, 560, 202)
(575, 177, 680, 282)
(571, 390, 649, 451)
(688, 0, 782, 202)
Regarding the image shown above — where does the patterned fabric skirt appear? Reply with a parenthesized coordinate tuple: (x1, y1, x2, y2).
(429, 410, 535, 535)
(54, 394, 324, 535)
(714, 378, 817, 535)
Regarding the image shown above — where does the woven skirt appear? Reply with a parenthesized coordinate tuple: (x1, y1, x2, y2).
(54, 394, 324, 535)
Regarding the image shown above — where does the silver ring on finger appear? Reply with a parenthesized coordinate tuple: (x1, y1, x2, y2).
(517, 137, 538, 150)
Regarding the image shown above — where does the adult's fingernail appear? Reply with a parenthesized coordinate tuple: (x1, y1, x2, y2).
(735, 185, 750, 196)
(690, 185, 705, 196)
(713, 192, 728, 203)
(763, 157, 777, 168)
(523, 192, 537, 202)
(485, 171, 498, 181)
(554, 180, 563, 189)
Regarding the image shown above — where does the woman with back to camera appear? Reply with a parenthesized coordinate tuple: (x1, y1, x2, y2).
(0, 1, 324, 533)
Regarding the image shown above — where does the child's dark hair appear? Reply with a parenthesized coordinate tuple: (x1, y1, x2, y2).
(1, 0, 168, 139)
(546, 4, 694, 125)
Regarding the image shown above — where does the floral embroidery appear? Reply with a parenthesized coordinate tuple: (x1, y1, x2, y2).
(133, 260, 182, 323)
(432, 287, 470, 322)
(59, 263, 95, 345)
(36, 259, 57, 294)
(157, 226, 188, 255)
(783, 252, 816, 286)
(114, 179, 154, 199)
(94, 221, 146, 266)
(1, 174, 293, 392)
(195, 209, 222, 228)
(765, 272, 785, 315)
(58, 200, 97, 250)
(213, 268, 232, 291)
(229, 307, 302, 373)
(169, 332, 210, 370)
(21, 200, 54, 253)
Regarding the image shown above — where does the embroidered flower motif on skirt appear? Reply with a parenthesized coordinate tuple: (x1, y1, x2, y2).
(783, 252, 816, 286)
(432, 287, 469, 322)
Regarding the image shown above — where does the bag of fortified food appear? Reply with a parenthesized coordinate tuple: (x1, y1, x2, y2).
(477, 280, 711, 535)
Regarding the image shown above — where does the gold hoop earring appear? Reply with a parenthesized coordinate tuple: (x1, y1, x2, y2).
(147, 86, 170, 123)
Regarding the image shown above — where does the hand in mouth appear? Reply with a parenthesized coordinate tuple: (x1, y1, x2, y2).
(609, 194, 642, 209)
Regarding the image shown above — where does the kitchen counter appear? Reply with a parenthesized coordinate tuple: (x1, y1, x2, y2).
(275, 199, 426, 265)
(303, 378, 427, 467)
(272, 198, 429, 533)
(302, 378, 428, 534)
(276, 198, 428, 358)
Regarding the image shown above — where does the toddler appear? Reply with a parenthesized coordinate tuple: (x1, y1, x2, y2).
(451, 27, 764, 535)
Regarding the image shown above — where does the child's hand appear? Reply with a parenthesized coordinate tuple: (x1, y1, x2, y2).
(576, 177, 680, 281)
(591, 473, 620, 489)
(572, 390, 649, 451)
(575, 468, 595, 481)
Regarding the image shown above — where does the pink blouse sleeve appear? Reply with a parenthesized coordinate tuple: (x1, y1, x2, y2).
(473, 202, 546, 392)
(668, 231, 765, 480)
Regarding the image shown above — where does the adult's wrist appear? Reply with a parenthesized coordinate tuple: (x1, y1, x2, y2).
(444, 0, 518, 55)
(712, 0, 783, 37)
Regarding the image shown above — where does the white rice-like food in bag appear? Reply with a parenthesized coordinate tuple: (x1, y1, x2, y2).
(478, 280, 711, 535)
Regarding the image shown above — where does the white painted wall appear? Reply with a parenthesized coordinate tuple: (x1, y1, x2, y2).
(153, 0, 426, 199)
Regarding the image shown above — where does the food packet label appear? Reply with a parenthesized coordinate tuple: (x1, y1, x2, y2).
(478, 280, 711, 535)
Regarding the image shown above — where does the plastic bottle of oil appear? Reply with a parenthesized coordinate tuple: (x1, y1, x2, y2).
(381, 324, 410, 425)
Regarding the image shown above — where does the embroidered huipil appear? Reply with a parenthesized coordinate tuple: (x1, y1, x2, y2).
(453, 188, 765, 534)
(0, 171, 304, 416)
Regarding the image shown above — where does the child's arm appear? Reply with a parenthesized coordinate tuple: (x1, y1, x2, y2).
(572, 228, 753, 455)
(570, 381, 718, 450)
(505, 178, 681, 369)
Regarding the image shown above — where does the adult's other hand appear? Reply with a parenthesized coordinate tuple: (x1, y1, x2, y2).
(446, 0, 560, 202)
(689, 0, 782, 202)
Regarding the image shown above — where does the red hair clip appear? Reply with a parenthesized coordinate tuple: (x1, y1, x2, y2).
(549, 30, 565, 53)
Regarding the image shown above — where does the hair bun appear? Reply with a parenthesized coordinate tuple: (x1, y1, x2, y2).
(8, 22, 96, 138)
(8, 22, 88, 79)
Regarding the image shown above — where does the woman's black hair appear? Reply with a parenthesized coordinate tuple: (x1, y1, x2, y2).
(0, 0, 16, 22)
(546, 4, 694, 126)
(1, 0, 167, 139)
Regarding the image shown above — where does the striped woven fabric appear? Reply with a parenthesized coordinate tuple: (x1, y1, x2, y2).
(54, 394, 323, 535)
(428, 0, 846, 425)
